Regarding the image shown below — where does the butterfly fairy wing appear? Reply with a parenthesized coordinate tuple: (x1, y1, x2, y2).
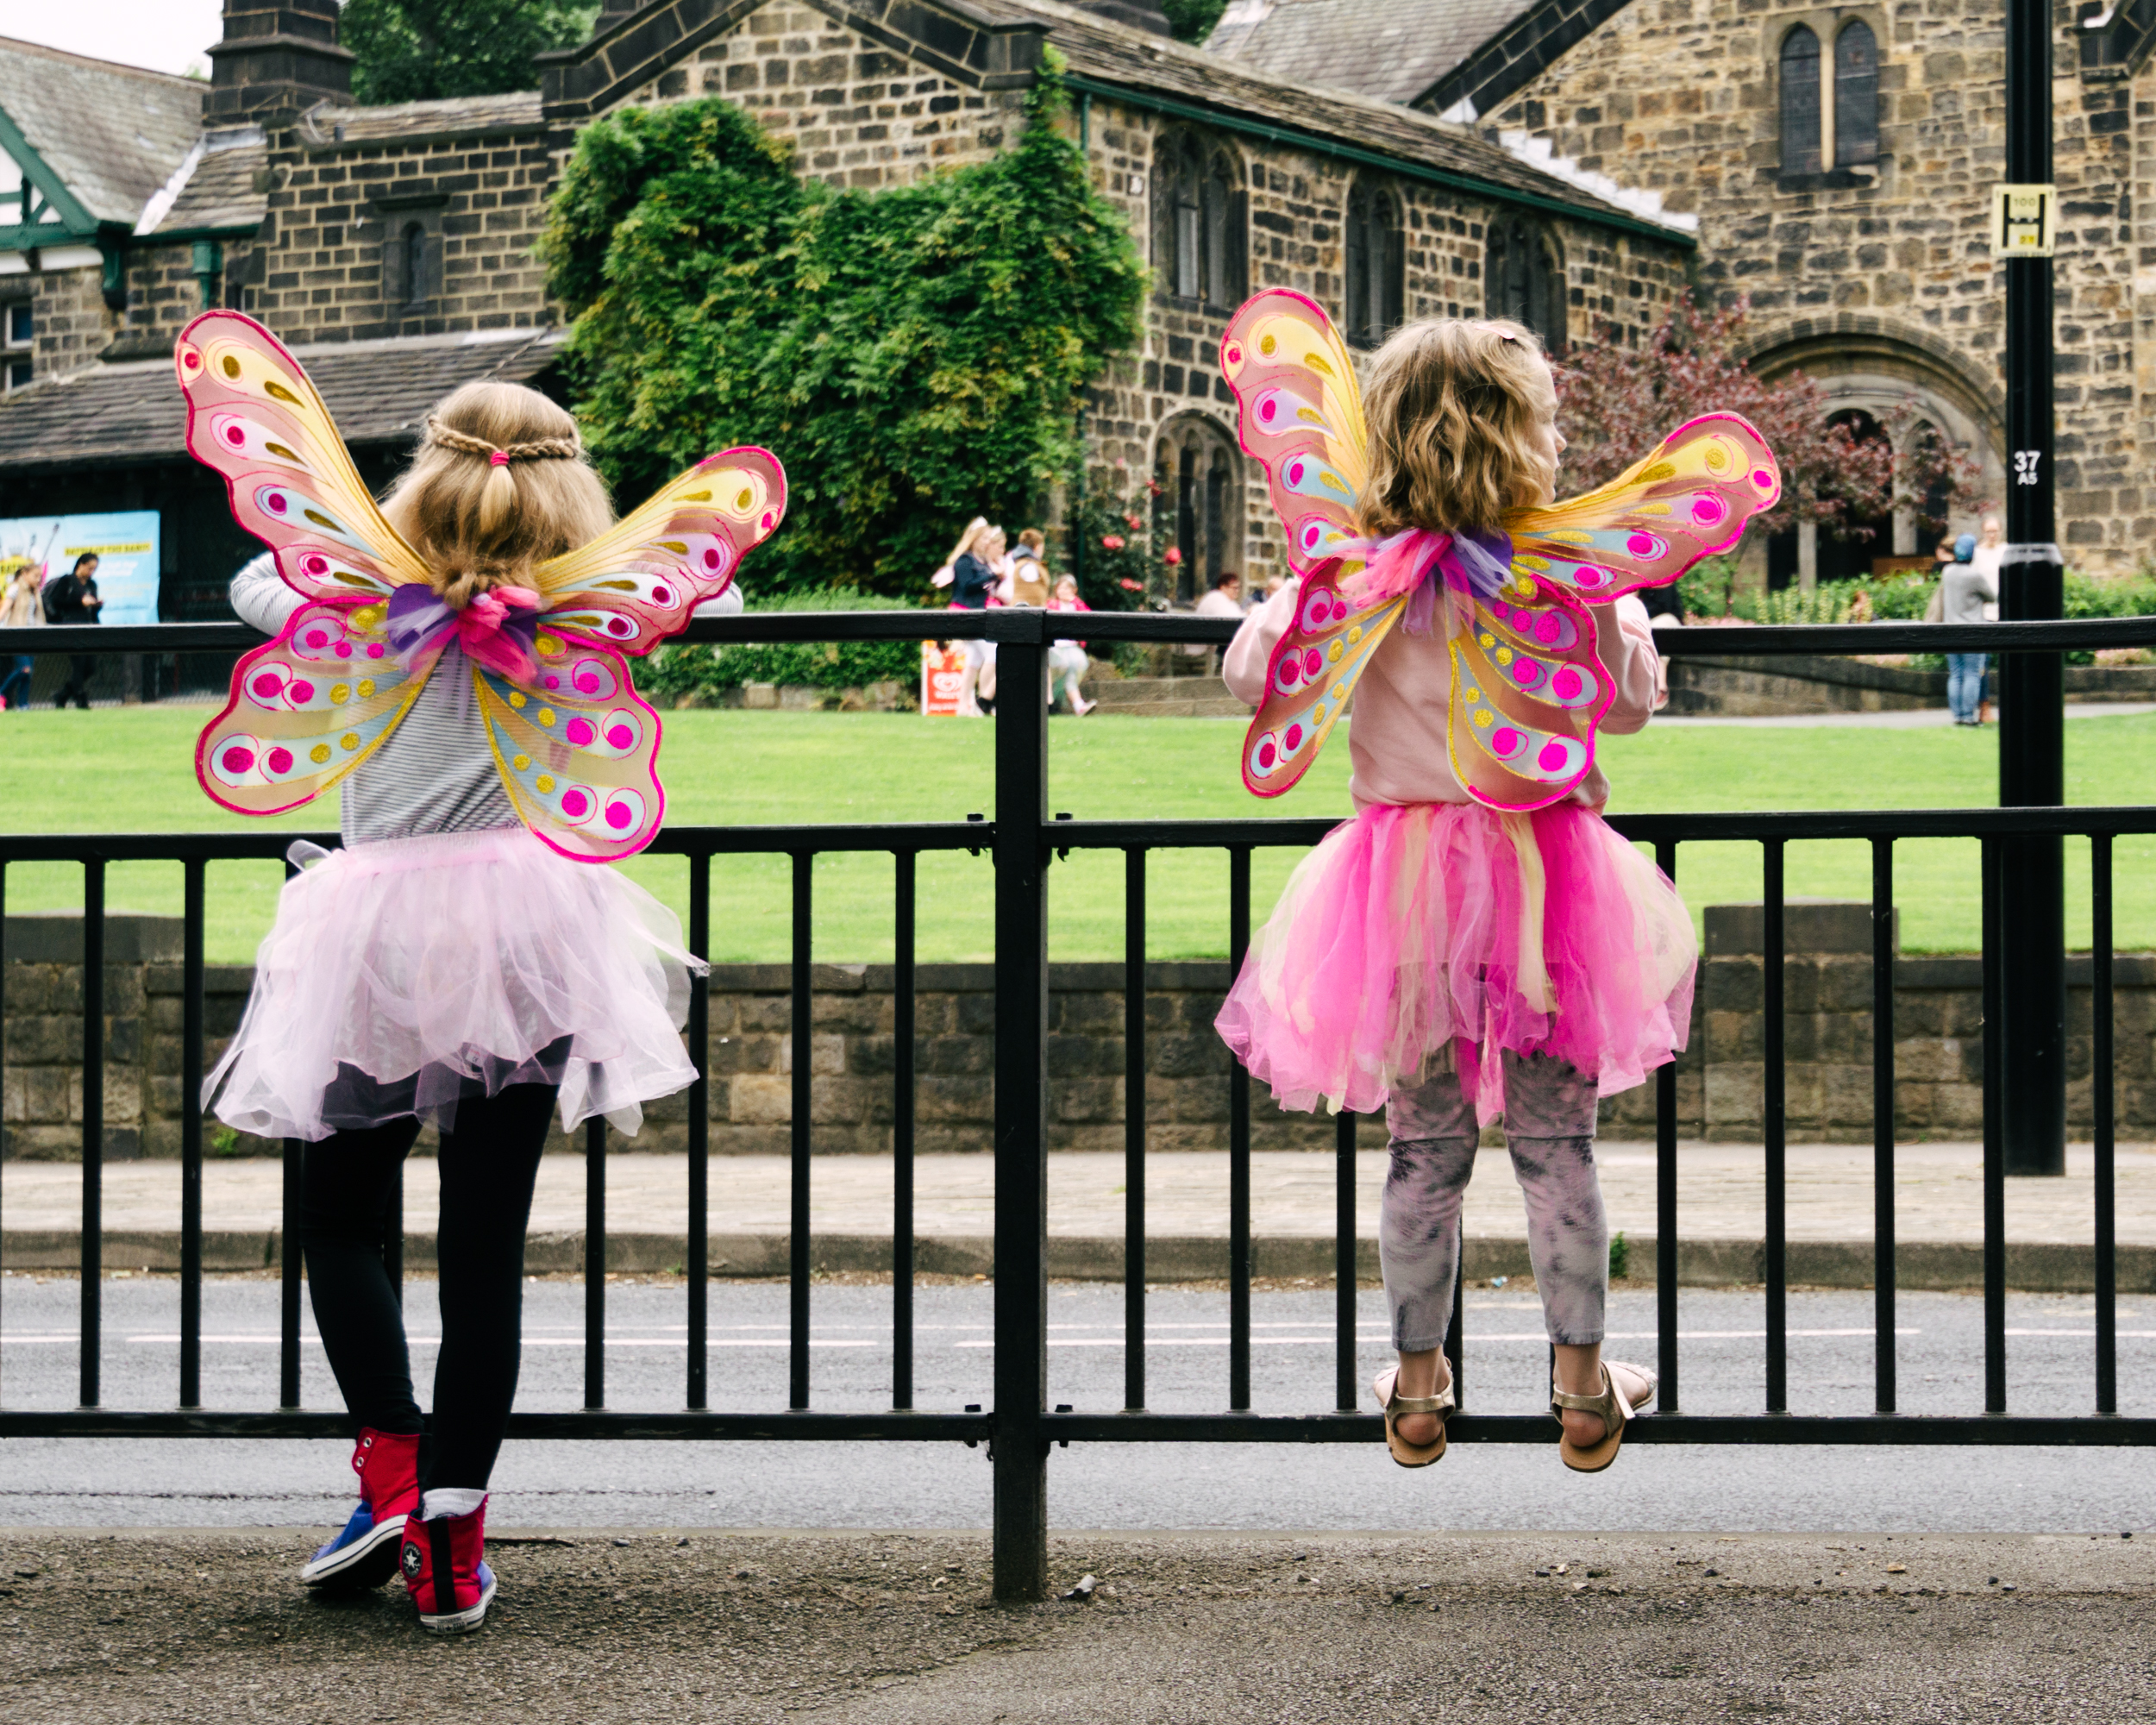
(1445, 586, 1608, 811)
(533, 448, 787, 657)
(1504, 412, 1783, 603)
(1449, 413, 1783, 812)
(197, 599, 424, 815)
(1221, 291, 1390, 797)
(174, 310, 433, 605)
(1220, 290, 1369, 574)
(472, 647, 666, 862)
(1241, 575, 1407, 797)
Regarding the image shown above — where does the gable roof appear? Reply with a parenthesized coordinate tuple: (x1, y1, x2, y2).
(0, 35, 201, 232)
(0, 328, 565, 474)
(1204, 0, 1532, 109)
(1014, 0, 1689, 240)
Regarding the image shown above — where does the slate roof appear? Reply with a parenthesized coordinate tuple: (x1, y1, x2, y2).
(1004, 0, 1677, 231)
(140, 127, 268, 237)
(0, 328, 565, 473)
(301, 91, 547, 147)
(0, 36, 200, 229)
(1203, 0, 1532, 108)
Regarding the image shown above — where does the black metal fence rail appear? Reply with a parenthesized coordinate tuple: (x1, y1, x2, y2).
(3, 612, 2155, 1603)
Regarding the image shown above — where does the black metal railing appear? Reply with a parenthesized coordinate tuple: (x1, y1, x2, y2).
(3, 608, 2155, 1603)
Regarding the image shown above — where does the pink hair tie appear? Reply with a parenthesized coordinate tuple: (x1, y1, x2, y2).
(489, 450, 510, 467)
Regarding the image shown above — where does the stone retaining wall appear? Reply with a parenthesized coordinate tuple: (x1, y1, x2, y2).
(3, 906, 2149, 1161)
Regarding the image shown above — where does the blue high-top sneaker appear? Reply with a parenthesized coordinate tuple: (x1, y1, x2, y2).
(299, 1427, 421, 1590)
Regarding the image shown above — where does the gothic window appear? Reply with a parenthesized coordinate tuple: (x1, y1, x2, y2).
(1152, 133, 1247, 308)
(1343, 181, 1405, 349)
(1780, 26, 1822, 177)
(1485, 216, 1565, 355)
(400, 223, 427, 307)
(378, 202, 444, 313)
(1154, 416, 1242, 603)
(1833, 20, 1879, 167)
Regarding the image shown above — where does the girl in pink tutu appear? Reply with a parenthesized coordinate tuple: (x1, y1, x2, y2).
(1215, 311, 1740, 1474)
(209, 377, 729, 1630)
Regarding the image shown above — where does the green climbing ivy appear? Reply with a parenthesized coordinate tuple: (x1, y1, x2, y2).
(540, 60, 1148, 599)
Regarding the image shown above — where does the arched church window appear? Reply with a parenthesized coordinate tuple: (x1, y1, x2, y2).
(1834, 21, 1879, 167)
(1344, 180, 1404, 349)
(1485, 216, 1565, 355)
(1153, 133, 1248, 308)
(1780, 26, 1822, 176)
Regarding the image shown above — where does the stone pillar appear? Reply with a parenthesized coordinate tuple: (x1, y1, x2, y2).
(203, 0, 354, 122)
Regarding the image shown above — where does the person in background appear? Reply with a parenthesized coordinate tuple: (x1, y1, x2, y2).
(1006, 529, 1051, 607)
(1969, 513, 2004, 724)
(0, 557, 41, 709)
(942, 518, 1001, 718)
(1046, 573, 1094, 715)
(1942, 531, 1996, 728)
(1192, 570, 1244, 672)
(45, 551, 101, 709)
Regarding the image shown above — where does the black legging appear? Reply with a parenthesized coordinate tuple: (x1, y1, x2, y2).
(298, 1081, 555, 1490)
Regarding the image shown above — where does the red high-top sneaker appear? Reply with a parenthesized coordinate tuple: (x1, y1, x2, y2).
(299, 1427, 421, 1590)
(400, 1498, 497, 1634)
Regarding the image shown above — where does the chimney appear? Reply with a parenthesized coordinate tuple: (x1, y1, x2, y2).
(204, 0, 355, 122)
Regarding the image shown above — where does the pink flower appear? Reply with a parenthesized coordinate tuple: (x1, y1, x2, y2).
(1101, 534, 1125, 550)
(1163, 547, 1182, 566)
(1119, 578, 1144, 591)
(1124, 514, 1143, 531)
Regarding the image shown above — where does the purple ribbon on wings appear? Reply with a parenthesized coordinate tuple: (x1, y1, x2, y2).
(385, 581, 542, 682)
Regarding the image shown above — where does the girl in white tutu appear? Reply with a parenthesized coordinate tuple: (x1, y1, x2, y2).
(176, 310, 784, 1631)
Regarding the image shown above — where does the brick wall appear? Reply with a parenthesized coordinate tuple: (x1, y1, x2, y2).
(1476, 0, 2153, 572)
(252, 122, 557, 343)
(618, 0, 1025, 189)
(28, 263, 114, 373)
(6, 912, 2149, 1163)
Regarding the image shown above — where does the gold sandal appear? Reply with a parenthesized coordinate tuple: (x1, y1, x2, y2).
(1551, 1360, 1653, 1473)
(1373, 1365, 1455, 1468)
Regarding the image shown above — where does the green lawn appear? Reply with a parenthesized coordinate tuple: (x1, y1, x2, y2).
(3, 705, 2153, 962)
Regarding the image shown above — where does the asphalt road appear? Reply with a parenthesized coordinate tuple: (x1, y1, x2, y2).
(3, 1275, 2151, 1534)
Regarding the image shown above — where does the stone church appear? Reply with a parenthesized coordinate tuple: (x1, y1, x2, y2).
(1214, 0, 2156, 580)
(0, 0, 1699, 617)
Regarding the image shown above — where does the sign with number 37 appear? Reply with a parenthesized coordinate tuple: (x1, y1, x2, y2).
(2014, 449, 2042, 486)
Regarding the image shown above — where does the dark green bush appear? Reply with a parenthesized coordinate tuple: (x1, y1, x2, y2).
(642, 591, 927, 699)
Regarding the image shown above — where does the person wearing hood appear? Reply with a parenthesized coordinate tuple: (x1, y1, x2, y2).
(1941, 531, 1996, 728)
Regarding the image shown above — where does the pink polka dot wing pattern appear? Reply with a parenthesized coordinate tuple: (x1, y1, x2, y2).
(196, 600, 423, 816)
(473, 642, 667, 862)
(1504, 413, 1783, 604)
(530, 448, 787, 657)
(1241, 575, 1408, 798)
(173, 310, 433, 605)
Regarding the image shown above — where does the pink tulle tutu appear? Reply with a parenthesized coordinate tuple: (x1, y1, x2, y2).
(205, 826, 703, 1141)
(1216, 800, 1695, 1121)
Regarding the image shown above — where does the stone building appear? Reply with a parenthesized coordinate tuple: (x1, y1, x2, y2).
(0, 0, 1698, 612)
(1212, 0, 2156, 579)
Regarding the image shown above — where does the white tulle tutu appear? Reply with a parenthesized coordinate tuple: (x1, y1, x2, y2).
(205, 826, 702, 1141)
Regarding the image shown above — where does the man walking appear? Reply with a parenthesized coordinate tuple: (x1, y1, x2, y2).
(1941, 533, 1996, 727)
(44, 551, 100, 709)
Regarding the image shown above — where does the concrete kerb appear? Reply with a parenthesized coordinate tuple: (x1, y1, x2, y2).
(7, 1227, 2149, 1291)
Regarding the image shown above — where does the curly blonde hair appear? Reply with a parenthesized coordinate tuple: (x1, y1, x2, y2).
(379, 380, 614, 611)
(1354, 317, 1557, 539)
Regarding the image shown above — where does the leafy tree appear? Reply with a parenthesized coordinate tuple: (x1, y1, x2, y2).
(1555, 294, 1985, 564)
(541, 64, 1148, 599)
(1161, 0, 1229, 44)
(343, 0, 598, 104)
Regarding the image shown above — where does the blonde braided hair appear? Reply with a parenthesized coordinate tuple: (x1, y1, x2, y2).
(381, 381, 612, 610)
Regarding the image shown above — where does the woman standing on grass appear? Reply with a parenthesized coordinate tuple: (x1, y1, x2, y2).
(1047, 572, 1094, 714)
(0, 557, 41, 709)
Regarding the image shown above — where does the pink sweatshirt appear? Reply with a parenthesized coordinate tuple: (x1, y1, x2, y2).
(1222, 576, 1662, 811)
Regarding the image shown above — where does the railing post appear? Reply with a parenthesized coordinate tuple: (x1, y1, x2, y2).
(1998, 0, 2066, 1178)
(991, 613, 1050, 1603)
(80, 858, 103, 1409)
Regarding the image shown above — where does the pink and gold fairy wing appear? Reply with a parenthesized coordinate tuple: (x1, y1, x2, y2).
(1447, 414, 1783, 811)
(532, 448, 787, 657)
(174, 310, 433, 605)
(197, 599, 423, 815)
(1219, 290, 1369, 574)
(472, 646, 665, 862)
(1240, 576, 1407, 796)
(1504, 413, 1783, 603)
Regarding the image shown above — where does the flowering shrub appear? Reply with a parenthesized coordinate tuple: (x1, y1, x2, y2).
(1065, 467, 1176, 610)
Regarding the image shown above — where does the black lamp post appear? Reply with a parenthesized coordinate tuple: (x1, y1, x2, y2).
(1998, 0, 2067, 1176)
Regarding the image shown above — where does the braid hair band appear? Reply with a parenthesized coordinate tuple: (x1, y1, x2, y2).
(423, 414, 583, 465)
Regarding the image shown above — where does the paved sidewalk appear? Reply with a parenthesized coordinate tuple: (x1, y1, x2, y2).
(6, 1144, 2153, 1288)
(1656, 699, 2156, 728)
(3, 1527, 2151, 1722)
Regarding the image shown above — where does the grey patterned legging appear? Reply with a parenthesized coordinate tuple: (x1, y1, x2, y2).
(1381, 1050, 1608, 1352)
